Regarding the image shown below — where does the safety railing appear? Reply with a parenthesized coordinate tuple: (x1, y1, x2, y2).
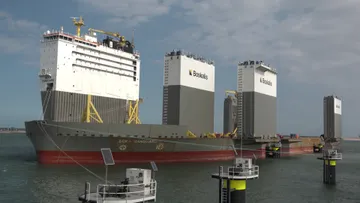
(324, 150, 342, 160)
(90, 180, 157, 202)
(43, 30, 73, 36)
(227, 165, 259, 179)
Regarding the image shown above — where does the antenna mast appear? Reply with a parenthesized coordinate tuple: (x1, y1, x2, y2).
(131, 29, 135, 48)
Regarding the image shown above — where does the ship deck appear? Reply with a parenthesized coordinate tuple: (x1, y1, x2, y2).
(279, 138, 302, 143)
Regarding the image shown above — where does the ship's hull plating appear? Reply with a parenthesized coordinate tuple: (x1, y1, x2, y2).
(25, 121, 320, 164)
(162, 85, 215, 136)
(240, 92, 277, 138)
(41, 90, 128, 124)
(25, 120, 243, 164)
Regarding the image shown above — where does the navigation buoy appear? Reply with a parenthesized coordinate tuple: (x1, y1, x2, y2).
(265, 142, 281, 158)
(212, 157, 259, 203)
(317, 149, 342, 185)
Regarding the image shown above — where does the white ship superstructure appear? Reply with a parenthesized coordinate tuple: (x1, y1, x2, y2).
(162, 50, 215, 135)
(39, 18, 140, 123)
(237, 60, 277, 139)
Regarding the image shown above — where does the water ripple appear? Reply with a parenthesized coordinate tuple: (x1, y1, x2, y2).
(1, 135, 360, 203)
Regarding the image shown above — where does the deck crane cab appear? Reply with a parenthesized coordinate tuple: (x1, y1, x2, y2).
(88, 28, 135, 54)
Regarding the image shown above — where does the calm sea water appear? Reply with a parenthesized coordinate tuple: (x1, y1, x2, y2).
(0, 134, 360, 203)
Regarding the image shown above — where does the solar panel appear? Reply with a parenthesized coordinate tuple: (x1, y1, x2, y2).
(101, 148, 115, 166)
(150, 161, 158, 172)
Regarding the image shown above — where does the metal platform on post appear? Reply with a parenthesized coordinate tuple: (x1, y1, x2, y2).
(265, 141, 282, 158)
(78, 149, 158, 203)
(317, 149, 342, 185)
(211, 157, 259, 203)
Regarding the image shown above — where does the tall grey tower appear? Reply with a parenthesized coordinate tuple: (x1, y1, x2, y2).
(162, 50, 215, 135)
(237, 60, 277, 139)
(323, 95, 342, 141)
(223, 92, 237, 134)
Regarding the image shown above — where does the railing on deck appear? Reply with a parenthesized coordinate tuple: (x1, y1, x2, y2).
(324, 150, 342, 160)
(84, 180, 157, 202)
(97, 181, 157, 202)
(227, 165, 260, 179)
(42, 30, 141, 55)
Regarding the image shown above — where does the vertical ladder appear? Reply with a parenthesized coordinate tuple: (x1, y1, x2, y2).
(162, 87, 168, 124)
(219, 166, 228, 203)
(162, 59, 169, 124)
(222, 188, 228, 203)
(237, 65, 243, 139)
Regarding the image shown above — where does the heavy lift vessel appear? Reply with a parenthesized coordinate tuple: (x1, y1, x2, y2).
(25, 17, 319, 164)
(25, 17, 236, 164)
(26, 92, 237, 164)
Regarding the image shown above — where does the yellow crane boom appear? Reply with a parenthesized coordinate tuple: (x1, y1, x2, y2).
(225, 90, 237, 97)
(88, 28, 126, 47)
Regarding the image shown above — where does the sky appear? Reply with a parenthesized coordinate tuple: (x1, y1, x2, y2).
(0, 0, 359, 137)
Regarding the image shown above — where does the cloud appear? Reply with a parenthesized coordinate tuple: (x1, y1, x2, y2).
(80, 0, 360, 134)
(165, 0, 360, 135)
(76, 0, 177, 26)
(166, 0, 360, 89)
(0, 11, 47, 65)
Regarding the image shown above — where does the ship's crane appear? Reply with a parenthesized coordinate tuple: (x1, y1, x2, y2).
(187, 130, 197, 138)
(223, 127, 237, 138)
(225, 90, 237, 97)
(88, 28, 126, 47)
(71, 16, 85, 37)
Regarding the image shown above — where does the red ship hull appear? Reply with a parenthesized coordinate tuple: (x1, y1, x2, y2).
(37, 149, 266, 164)
(281, 146, 314, 157)
(36, 147, 316, 164)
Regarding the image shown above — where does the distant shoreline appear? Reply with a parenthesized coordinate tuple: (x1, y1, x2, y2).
(342, 138, 360, 141)
(0, 131, 25, 134)
(0, 132, 359, 139)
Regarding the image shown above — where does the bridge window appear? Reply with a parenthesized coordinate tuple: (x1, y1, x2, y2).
(46, 83, 53, 91)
